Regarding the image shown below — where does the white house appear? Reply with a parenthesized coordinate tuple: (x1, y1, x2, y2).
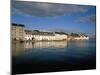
(32, 31, 55, 41)
(54, 32, 68, 40)
(74, 34, 89, 40)
(24, 30, 33, 41)
(32, 31, 68, 41)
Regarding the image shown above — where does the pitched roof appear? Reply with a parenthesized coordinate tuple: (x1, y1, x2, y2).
(32, 31, 54, 36)
(55, 32, 68, 35)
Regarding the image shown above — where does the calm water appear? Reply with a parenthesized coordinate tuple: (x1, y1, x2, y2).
(12, 40, 96, 74)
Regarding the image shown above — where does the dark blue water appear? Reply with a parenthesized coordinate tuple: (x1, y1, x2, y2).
(12, 40, 96, 74)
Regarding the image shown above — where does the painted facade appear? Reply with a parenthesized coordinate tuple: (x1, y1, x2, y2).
(12, 23, 89, 41)
(68, 33, 89, 40)
(12, 23, 25, 41)
(24, 30, 68, 41)
(24, 30, 33, 41)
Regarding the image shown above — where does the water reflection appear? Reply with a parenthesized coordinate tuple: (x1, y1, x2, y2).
(68, 40, 90, 48)
(12, 40, 95, 57)
(12, 40, 96, 74)
(12, 41, 68, 56)
(24, 41, 67, 49)
(12, 42, 25, 57)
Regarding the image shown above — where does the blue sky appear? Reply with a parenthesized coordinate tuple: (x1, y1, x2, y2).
(11, 1, 96, 35)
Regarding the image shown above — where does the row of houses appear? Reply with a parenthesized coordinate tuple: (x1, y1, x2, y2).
(11, 23, 89, 41)
(68, 33, 89, 40)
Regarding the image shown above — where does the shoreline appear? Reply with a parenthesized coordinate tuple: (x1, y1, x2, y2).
(12, 38, 90, 43)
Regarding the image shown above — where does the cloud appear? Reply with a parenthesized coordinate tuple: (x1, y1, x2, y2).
(76, 14, 96, 24)
(12, 1, 93, 17)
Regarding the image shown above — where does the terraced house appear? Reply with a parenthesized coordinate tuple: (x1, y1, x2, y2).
(32, 31, 55, 41)
(24, 30, 33, 41)
(12, 23, 89, 42)
(24, 30, 68, 41)
(11, 23, 25, 41)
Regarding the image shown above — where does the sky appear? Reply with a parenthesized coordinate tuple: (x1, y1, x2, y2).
(11, 0, 96, 35)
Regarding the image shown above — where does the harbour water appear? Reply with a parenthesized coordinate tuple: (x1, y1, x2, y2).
(12, 40, 96, 74)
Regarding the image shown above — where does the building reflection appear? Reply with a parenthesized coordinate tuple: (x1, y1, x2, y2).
(68, 40, 89, 48)
(12, 41, 68, 56)
(24, 41, 67, 49)
(24, 42, 33, 49)
(12, 42, 25, 57)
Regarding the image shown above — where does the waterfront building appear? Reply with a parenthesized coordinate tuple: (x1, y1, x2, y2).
(32, 31, 55, 41)
(54, 32, 68, 40)
(70, 33, 89, 40)
(11, 23, 25, 41)
(11, 23, 89, 41)
(24, 30, 33, 41)
(32, 31, 68, 41)
(74, 34, 89, 40)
